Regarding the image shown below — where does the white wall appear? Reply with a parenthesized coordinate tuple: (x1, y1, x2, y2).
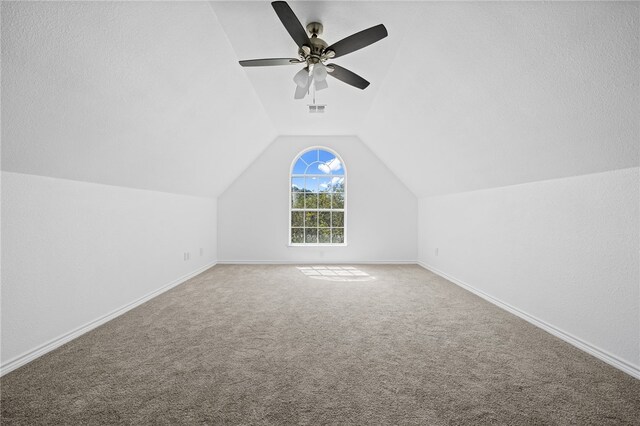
(0, 171, 217, 373)
(418, 167, 639, 377)
(218, 136, 417, 263)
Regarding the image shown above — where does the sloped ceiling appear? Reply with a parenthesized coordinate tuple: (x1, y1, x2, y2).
(211, 1, 416, 135)
(358, 1, 639, 197)
(1, 1, 276, 197)
(2, 1, 638, 199)
(216, 1, 638, 197)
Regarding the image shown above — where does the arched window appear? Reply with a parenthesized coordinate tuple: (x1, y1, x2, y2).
(290, 147, 346, 245)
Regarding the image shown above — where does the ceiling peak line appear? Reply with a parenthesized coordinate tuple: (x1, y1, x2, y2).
(206, 1, 280, 134)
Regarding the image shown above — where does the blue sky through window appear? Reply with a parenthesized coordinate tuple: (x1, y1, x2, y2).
(290, 148, 346, 244)
(305, 177, 318, 192)
(292, 149, 344, 178)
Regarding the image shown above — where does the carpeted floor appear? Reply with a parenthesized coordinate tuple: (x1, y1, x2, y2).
(1, 264, 639, 425)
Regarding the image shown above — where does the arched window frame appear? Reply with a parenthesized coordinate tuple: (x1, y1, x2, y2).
(288, 146, 347, 246)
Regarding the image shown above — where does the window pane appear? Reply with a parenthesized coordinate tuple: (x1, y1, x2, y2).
(305, 228, 318, 243)
(292, 193, 305, 209)
(305, 193, 318, 209)
(318, 228, 331, 243)
(291, 211, 304, 227)
(301, 150, 318, 167)
(309, 162, 329, 175)
(305, 211, 318, 227)
(318, 211, 331, 227)
(291, 177, 304, 192)
(332, 228, 344, 243)
(327, 158, 344, 175)
(317, 177, 332, 192)
(318, 193, 331, 209)
(332, 177, 345, 192)
(305, 177, 318, 192)
(291, 228, 304, 244)
(317, 158, 343, 175)
(332, 211, 344, 227)
(332, 193, 344, 209)
(318, 150, 334, 163)
(292, 160, 307, 175)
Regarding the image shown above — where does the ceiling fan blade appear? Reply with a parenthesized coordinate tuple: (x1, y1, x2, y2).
(239, 58, 300, 67)
(272, 1, 311, 49)
(327, 64, 370, 90)
(325, 24, 388, 59)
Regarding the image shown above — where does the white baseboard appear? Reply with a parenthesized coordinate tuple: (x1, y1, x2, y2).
(8, 260, 634, 380)
(0, 262, 217, 377)
(418, 262, 640, 380)
(218, 260, 418, 265)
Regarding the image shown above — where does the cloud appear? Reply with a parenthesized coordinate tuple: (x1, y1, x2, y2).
(328, 158, 342, 172)
(318, 158, 342, 174)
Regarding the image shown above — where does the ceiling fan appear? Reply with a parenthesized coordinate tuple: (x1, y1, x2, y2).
(239, 1, 388, 99)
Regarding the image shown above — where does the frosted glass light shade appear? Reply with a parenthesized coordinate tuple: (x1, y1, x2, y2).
(294, 68, 310, 88)
(315, 79, 328, 91)
(312, 64, 328, 82)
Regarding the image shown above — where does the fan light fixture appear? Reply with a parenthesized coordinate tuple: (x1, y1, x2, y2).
(315, 79, 328, 91)
(293, 68, 310, 87)
(313, 63, 328, 82)
(238, 1, 388, 100)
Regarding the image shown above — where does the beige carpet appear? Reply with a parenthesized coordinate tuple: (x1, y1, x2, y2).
(1, 264, 639, 424)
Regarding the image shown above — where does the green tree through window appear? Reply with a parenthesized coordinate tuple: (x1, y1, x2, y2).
(290, 148, 346, 245)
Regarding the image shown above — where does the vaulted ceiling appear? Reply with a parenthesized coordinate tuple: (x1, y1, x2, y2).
(211, 1, 418, 135)
(359, 1, 639, 197)
(1, 1, 277, 197)
(2, 1, 638, 198)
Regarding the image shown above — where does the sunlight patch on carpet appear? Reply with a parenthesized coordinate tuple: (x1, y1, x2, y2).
(296, 266, 376, 282)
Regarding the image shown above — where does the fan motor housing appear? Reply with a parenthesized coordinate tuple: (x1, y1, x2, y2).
(311, 39, 328, 61)
(301, 22, 328, 63)
(306, 22, 323, 36)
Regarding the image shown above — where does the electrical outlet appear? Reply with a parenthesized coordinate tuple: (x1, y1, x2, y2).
(435, 248, 439, 257)
(200, 248, 204, 256)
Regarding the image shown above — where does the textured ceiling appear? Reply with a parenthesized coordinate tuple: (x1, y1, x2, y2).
(359, 1, 639, 197)
(1, 1, 276, 197)
(2, 1, 638, 198)
(211, 1, 416, 136)
(215, 1, 639, 197)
